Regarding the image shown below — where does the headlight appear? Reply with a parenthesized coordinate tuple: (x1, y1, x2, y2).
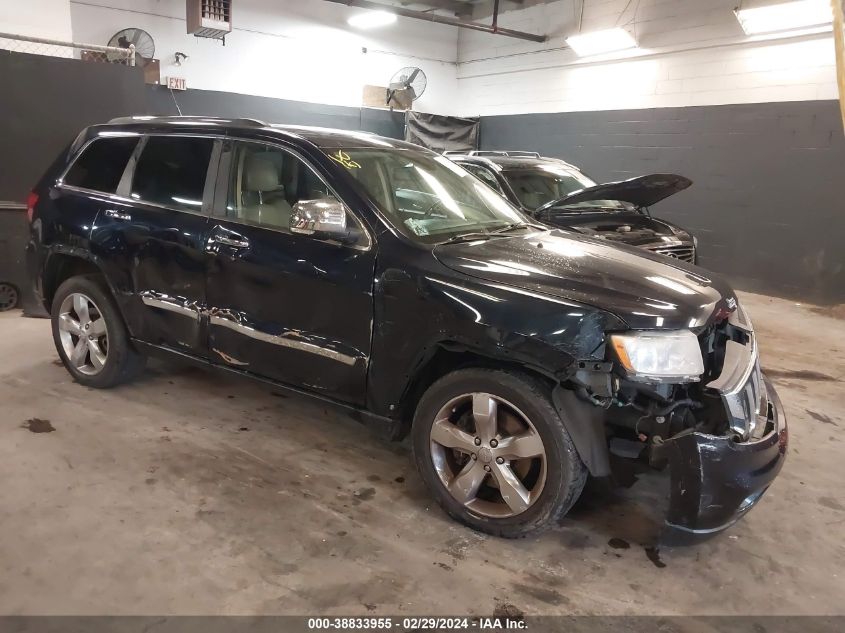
(610, 330, 704, 382)
(693, 235, 699, 248)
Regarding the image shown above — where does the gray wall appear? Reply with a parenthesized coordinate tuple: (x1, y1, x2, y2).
(0, 50, 147, 203)
(480, 101, 845, 304)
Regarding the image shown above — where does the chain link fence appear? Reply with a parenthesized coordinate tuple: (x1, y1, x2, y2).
(0, 32, 135, 65)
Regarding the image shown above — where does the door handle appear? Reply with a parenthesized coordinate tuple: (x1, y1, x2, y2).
(104, 209, 131, 221)
(209, 227, 250, 249)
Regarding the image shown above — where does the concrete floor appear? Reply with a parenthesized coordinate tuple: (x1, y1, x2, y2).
(0, 292, 843, 616)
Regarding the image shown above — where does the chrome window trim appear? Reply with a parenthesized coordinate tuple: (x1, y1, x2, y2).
(214, 138, 373, 252)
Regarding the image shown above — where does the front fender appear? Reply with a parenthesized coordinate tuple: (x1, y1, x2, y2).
(367, 263, 625, 418)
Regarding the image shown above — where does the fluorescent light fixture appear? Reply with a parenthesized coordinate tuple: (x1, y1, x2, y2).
(347, 10, 397, 29)
(734, 0, 832, 35)
(566, 28, 637, 57)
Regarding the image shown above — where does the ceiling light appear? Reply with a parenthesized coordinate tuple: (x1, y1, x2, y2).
(347, 10, 397, 29)
(566, 28, 638, 57)
(734, 0, 832, 35)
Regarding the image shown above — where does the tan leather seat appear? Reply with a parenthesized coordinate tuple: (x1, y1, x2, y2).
(241, 154, 293, 228)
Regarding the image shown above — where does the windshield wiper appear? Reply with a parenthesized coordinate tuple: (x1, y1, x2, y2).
(441, 232, 496, 244)
(490, 222, 536, 234)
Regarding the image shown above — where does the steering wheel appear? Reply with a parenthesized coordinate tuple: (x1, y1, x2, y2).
(422, 198, 444, 218)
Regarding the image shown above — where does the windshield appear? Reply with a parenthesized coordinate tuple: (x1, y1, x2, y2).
(326, 148, 532, 244)
(501, 165, 631, 212)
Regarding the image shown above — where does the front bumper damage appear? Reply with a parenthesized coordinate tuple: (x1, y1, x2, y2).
(652, 309, 788, 544)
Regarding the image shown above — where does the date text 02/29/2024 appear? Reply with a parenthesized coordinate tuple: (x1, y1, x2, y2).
(307, 617, 527, 630)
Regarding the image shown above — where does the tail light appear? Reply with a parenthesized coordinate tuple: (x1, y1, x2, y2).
(26, 191, 39, 223)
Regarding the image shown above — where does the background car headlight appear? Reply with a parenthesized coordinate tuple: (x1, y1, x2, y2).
(610, 330, 705, 382)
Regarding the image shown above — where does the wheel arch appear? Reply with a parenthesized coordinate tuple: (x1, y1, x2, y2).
(42, 250, 113, 311)
(393, 340, 563, 440)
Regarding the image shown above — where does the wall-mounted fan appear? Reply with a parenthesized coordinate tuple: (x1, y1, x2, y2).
(387, 66, 427, 110)
(107, 28, 156, 66)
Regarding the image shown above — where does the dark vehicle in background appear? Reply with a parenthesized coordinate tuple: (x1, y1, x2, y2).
(447, 151, 698, 264)
(27, 117, 785, 541)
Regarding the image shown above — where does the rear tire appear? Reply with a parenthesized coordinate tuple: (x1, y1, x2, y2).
(412, 368, 587, 538)
(51, 275, 145, 388)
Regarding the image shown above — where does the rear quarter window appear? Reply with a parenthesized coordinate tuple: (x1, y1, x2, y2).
(63, 136, 139, 194)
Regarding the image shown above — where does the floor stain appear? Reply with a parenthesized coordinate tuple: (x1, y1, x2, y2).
(608, 537, 630, 549)
(512, 582, 568, 606)
(366, 474, 381, 482)
(493, 602, 525, 619)
(763, 368, 837, 382)
(22, 418, 55, 433)
(433, 561, 453, 572)
(806, 410, 838, 426)
(819, 496, 844, 512)
(394, 476, 405, 483)
(354, 487, 376, 501)
(644, 547, 666, 568)
(809, 304, 845, 320)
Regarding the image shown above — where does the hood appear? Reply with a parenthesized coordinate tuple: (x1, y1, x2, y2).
(433, 230, 735, 330)
(537, 174, 692, 212)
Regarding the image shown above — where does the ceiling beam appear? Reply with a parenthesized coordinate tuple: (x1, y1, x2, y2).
(326, 0, 547, 42)
(399, 0, 473, 18)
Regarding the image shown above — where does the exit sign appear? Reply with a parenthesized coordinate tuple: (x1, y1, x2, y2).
(167, 76, 187, 91)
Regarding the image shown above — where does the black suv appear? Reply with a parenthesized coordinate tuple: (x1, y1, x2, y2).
(447, 151, 698, 263)
(27, 117, 786, 540)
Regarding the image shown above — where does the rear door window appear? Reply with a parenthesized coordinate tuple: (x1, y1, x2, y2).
(131, 136, 214, 212)
(63, 136, 139, 194)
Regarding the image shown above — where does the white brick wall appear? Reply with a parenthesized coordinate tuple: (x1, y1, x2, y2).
(0, 0, 73, 41)
(456, 0, 838, 115)
(67, 0, 460, 114)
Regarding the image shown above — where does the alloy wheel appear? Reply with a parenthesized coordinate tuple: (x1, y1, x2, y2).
(429, 392, 547, 518)
(0, 283, 18, 311)
(58, 292, 109, 375)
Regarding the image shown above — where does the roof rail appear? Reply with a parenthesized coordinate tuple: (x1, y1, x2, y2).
(106, 115, 268, 127)
(443, 150, 542, 158)
(502, 151, 541, 158)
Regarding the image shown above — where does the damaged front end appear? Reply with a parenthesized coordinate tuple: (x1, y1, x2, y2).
(575, 302, 788, 542)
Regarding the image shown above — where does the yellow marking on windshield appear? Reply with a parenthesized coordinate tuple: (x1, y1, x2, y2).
(329, 150, 361, 169)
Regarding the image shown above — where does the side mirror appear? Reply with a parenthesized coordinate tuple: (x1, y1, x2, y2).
(290, 198, 352, 242)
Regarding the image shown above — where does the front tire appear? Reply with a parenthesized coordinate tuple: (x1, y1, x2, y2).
(51, 275, 145, 388)
(412, 368, 587, 538)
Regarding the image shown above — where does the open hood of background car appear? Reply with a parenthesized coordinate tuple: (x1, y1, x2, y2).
(537, 173, 693, 212)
